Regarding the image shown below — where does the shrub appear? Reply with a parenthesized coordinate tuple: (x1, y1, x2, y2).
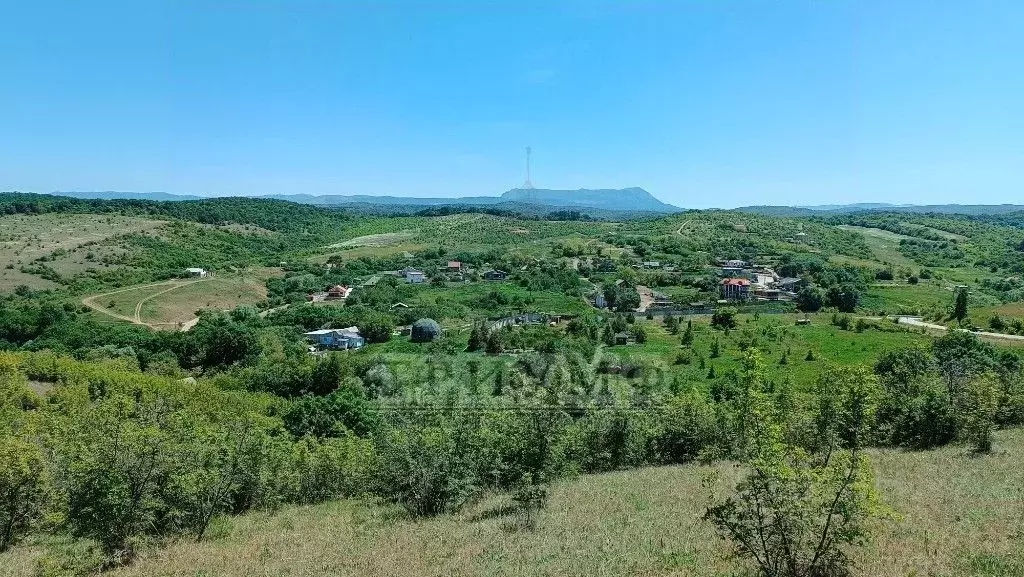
(831, 313, 852, 330)
(957, 373, 1001, 453)
(375, 421, 479, 517)
(358, 315, 394, 343)
(706, 359, 881, 577)
(0, 436, 48, 552)
(796, 287, 823, 313)
(826, 285, 859, 313)
(509, 474, 548, 531)
(283, 385, 375, 438)
(291, 435, 377, 504)
(659, 393, 717, 464)
(989, 315, 1007, 332)
(710, 339, 721, 358)
(711, 308, 738, 330)
(681, 322, 694, 346)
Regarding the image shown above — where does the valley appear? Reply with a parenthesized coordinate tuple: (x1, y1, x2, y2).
(2, 193, 1024, 577)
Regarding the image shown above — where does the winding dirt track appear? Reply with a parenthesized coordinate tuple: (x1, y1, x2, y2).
(897, 316, 1024, 343)
(82, 279, 209, 331)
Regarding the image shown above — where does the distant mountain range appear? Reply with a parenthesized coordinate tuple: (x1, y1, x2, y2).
(735, 203, 1024, 217)
(36, 191, 1024, 218)
(51, 187, 682, 215)
(55, 191, 206, 202)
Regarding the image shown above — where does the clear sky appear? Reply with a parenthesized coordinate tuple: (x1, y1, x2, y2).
(2, 1, 1022, 208)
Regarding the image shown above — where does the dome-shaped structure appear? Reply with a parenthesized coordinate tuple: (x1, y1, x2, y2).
(410, 318, 442, 343)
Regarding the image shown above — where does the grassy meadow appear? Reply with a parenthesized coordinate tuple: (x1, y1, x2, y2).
(0, 213, 166, 291)
(6, 429, 1019, 577)
(82, 271, 277, 329)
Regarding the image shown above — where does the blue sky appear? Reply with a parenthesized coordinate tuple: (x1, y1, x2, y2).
(2, 1, 1022, 208)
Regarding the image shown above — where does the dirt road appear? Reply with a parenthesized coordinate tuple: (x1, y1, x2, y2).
(897, 316, 1024, 343)
(82, 279, 209, 331)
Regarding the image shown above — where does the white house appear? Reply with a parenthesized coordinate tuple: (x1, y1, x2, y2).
(185, 267, 208, 278)
(303, 327, 365, 350)
(404, 269, 425, 283)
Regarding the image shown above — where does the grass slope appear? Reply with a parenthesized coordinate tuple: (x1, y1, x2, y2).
(0, 213, 165, 291)
(82, 271, 276, 329)
(7, 429, 1015, 577)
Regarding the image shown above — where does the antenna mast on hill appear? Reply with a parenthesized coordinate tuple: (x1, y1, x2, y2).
(523, 146, 535, 190)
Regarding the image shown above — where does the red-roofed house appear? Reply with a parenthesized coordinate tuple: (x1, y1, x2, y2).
(720, 278, 751, 301)
(446, 261, 463, 272)
(326, 285, 353, 300)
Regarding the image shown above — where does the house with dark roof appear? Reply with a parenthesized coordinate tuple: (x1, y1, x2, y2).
(776, 277, 803, 291)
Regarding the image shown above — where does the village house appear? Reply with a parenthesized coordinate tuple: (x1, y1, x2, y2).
(752, 287, 782, 301)
(302, 327, 365, 351)
(403, 268, 425, 283)
(325, 285, 353, 300)
(185, 267, 208, 278)
(775, 277, 803, 292)
(720, 278, 751, 301)
(483, 269, 508, 281)
(650, 291, 675, 309)
(446, 261, 463, 273)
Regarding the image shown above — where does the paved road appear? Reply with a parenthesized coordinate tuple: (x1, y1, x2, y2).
(897, 316, 1024, 342)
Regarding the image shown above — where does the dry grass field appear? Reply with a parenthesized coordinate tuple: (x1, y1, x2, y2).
(0, 213, 166, 291)
(4, 430, 1017, 577)
(137, 275, 268, 326)
(328, 231, 419, 249)
(82, 272, 272, 329)
(837, 225, 918, 270)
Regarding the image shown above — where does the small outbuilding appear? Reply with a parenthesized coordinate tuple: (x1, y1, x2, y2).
(185, 267, 208, 278)
(410, 318, 443, 342)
